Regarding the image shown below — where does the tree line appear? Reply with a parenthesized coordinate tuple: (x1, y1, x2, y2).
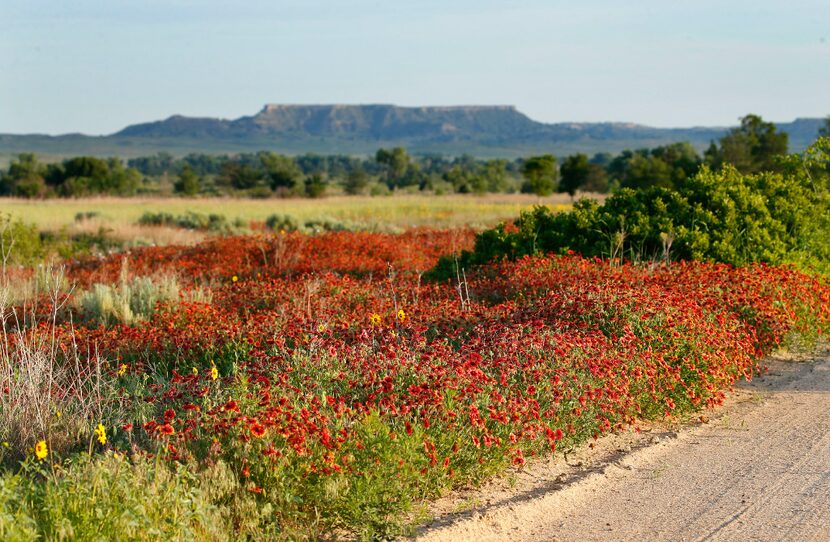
(3, 114, 827, 199)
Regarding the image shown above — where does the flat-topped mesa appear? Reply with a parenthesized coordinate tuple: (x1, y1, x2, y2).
(258, 104, 518, 114)
(97, 105, 825, 156)
(243, 104, 539, 139)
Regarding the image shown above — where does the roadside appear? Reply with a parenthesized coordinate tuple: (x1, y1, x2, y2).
(416, 346, 830, 542)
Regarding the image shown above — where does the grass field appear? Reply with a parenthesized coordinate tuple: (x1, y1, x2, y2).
(1, 193, 579, 233)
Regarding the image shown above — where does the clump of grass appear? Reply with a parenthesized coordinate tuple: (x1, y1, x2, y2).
(76, 260, 211, 327)
(0, 453, 230, 542)
(78, 277, 179, 327)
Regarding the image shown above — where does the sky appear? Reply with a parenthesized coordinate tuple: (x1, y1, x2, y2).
(1, 0, 828, 135)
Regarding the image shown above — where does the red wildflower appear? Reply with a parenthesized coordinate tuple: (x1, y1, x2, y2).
(158, 424, 175, 436)
(250, 422, 266, 438)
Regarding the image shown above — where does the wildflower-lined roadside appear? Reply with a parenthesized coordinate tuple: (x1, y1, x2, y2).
(2, 230, 829, 540)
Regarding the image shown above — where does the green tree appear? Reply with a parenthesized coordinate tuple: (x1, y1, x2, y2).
(1, 153, 47, 197)
(102, 159, 140, 195)
(443, 165, 487, 194)
(174, 165, 201, 196)
(260, 152, 302, 192)
(217, 161, 265, 191)
(582, 164, 609, 193)
(304, 174, 327, 198)
(521, 155, 558, 196)
(62, 156, 110, 181)
(375, 147, 411, 189)
(559, 153, 590, 198)
(622, 153, 673, 189)
(483, 159, 510, 192)
(651, 142, 702, 184)
(343, 167, 370, 195)
(705, 114, 789, 173)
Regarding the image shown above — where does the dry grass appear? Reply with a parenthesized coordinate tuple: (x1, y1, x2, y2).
(67, 217, 209, 246)
(0, 266, 112, 463)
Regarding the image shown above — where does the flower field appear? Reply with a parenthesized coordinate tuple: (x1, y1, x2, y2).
(2, 228, 830, 540)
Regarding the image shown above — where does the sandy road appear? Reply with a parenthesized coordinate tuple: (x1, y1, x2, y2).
(416, 348, 830, 542)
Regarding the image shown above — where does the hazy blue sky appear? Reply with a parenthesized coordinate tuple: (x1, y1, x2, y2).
(1, 0, 828, 134)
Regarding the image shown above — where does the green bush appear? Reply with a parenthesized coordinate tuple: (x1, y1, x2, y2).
(430, 140, 830, 279)
(137, 211, 231, 232)
(40, 227, 119, 261)
(73, 211, 101, 222)
(137, 212, 176, 227)
(0, 216, 43, 266)
(264, 213, 300, 232)
(264, 214, 353, 234)
(303, 218, 353, 233)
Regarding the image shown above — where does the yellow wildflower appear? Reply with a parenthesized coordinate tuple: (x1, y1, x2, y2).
(55, 410, 62, 418)
(317, 323, 327, 333)
(192, 366, 199, 376)
(232, 275, 238, 283)
(211, 366, 219, 381)
(95, 423, 107, 445)
(370, 313, 382, 327)
(397, 309, 406, 323)
(118, 364, 128, 376)
(35, 440, 48, 460)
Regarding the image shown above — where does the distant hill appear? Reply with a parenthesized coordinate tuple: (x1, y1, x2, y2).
(1, 105, 825, 161)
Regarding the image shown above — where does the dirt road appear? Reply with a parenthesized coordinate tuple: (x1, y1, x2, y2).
(416, 348, 830, 541)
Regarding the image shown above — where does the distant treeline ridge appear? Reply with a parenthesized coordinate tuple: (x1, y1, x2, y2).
(3, 114, 828, 199)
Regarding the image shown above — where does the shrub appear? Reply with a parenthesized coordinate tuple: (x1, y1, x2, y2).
(302, 218, 353, 233)
(0, 216, 43, 266)
(430, 143, 830, 280)
(137, 212, 232, 233)
(40, 226, 119, 261)
(264, 214, 300, 233)
(137, 212, 176, 227)
(264, 214, 353, 234)
(74, 211, 100, 222)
